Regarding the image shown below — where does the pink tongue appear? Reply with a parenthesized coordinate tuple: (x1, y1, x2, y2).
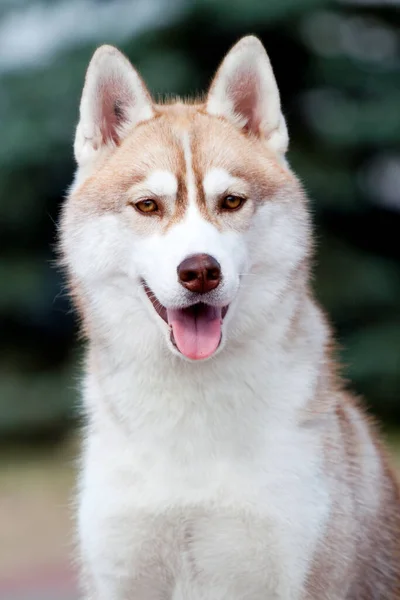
(167, 304, 222, 360)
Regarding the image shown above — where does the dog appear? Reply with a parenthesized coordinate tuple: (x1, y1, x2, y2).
(60, 36, 400, 599)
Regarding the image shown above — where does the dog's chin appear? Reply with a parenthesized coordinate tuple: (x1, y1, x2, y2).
(141, 282, 229, 361)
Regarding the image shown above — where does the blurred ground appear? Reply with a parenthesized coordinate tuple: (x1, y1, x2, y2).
(1, 431, 400, 599)
(0, 436, 77, 598)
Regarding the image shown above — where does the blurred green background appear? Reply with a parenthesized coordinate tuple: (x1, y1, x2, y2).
(0, 0, 399, 591)
(0, 0, 399, 438)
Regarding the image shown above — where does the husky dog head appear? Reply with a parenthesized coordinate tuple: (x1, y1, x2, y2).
(61, 36, 311, 361)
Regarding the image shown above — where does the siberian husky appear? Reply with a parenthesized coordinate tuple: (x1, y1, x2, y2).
(60, 36, 400, 599)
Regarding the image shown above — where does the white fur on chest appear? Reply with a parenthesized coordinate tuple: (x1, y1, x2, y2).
(79, 367, 329, 600)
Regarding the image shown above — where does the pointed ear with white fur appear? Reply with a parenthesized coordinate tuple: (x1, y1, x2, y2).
(74, 45, 154, 167)
(206, 36, 288, 155)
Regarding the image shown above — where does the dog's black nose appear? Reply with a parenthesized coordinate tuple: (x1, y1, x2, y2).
(177, 254, 221, 294)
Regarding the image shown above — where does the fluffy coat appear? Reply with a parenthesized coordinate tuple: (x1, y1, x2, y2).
(60, 36, 400, 599)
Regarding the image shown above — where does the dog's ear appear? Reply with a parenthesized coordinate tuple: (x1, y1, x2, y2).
(206, 36, 288, 155)
(74, 45, 153, 167)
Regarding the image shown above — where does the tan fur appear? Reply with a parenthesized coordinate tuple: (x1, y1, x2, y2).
(70, 105, 292, 233)
(304, 396, 400, 599)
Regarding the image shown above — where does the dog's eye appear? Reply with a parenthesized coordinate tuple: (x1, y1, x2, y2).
(135, 199, 159, 214)
(220, 195, 246, 211)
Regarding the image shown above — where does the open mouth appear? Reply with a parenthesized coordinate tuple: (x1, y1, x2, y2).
(143, 283, 228, 360)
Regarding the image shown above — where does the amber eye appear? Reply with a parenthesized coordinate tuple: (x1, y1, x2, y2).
(220, 195, 246, 211)
(135, 199, 159, 214)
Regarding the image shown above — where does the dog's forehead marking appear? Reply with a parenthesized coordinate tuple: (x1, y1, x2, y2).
(180, 130, 196, 209)
(203, 168, 242, 197)
(162, 126, 211, 230)
(181, 122, 220, 227)
(142, 170, 178, 197)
